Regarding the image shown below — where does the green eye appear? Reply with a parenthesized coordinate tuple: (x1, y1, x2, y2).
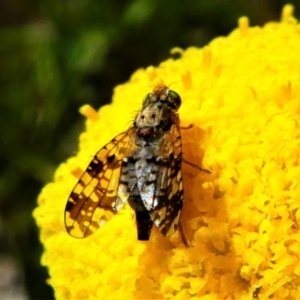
(168, 90, 182, 109)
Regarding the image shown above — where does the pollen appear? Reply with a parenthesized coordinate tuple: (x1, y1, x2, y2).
(33, 5, 300, 299)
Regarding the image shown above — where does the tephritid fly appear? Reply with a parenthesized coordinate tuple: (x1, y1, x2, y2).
(65, 85, 208, 242)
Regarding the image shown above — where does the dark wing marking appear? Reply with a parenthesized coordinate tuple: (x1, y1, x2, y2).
(149, 124, 183, 237)
(64, 128, 134, 238)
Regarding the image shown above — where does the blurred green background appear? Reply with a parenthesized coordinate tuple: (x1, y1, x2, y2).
(0, 0, 298, 299)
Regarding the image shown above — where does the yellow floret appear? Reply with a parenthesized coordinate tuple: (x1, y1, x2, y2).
(33, 4, 300, 299)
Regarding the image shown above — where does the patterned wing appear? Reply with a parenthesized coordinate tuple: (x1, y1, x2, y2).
(65, 128, 134, 238)
(150, 124, 183, 237)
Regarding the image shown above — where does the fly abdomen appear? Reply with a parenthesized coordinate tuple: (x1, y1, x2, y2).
(135, 210, 153, 241)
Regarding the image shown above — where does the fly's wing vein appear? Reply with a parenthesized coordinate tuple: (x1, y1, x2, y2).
(150, 125, 183, 237)
(64, 128, 133, 238)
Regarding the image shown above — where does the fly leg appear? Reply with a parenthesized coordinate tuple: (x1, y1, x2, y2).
(179, 222, 190, 247)
(182, 158, 211, 174)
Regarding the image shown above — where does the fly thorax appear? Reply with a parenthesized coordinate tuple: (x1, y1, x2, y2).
(134, 102, 176, 144)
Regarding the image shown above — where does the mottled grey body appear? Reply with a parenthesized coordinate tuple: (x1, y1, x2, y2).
(117, 86, 182, 239)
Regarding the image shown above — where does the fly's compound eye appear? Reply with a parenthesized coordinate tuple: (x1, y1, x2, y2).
(168, 90, 182, 110)
(142, 93, 151, 107)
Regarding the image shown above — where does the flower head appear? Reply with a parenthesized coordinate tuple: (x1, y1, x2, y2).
(34, 5, 300, 299)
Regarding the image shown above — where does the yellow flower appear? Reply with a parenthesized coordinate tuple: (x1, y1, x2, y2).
(34, 4, 300, 299)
